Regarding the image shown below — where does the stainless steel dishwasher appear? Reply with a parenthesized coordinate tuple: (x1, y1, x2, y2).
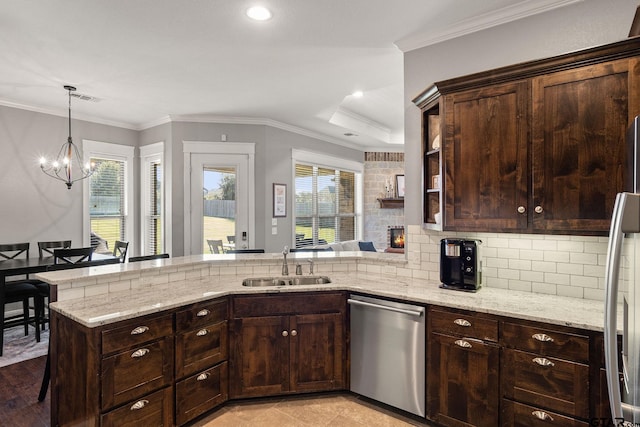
(348, 294, 425, 417)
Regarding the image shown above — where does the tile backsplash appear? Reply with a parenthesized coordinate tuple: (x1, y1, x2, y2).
(406, 225, 608, 301)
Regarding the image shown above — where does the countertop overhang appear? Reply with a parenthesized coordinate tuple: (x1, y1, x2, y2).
(42, 262, 611, 332)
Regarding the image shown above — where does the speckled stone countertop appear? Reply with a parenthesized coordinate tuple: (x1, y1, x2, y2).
(48, 268, 611, 332)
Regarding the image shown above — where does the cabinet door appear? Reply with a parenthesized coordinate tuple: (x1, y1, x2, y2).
(427, 332, 499, 427)
(531, 59, 638, 233)
(443, 81, 529, 231)
(290, 313, 345, 392)
(229, 315, 289, 398)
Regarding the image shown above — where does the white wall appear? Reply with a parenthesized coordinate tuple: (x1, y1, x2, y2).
(403, 0, 639, 225)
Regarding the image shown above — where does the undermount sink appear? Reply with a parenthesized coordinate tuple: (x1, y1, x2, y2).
(242, 276, 332, 287)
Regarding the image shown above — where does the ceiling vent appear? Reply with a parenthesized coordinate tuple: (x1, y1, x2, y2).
(70, 92, 101, 102)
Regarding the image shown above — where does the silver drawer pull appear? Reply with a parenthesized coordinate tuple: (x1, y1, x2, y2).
(532, 357, 555, 367)
(196, 309, 210, 317)
(454, 318, 471, 327)
(197, 372, 210, 381)
(532, 333, 554, 343)
(130, 326, 149, 335)
(196, 328, 208, 336)
(454, 339, 472, 348)
(532, 410, 554, 421)
(131, 348, 150, 358)
(130, 399, 149, 411)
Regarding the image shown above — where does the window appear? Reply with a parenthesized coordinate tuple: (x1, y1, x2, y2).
(83, 140, 134, 253)
(292, 150, 362, 248)
(141, 143, 164, 255)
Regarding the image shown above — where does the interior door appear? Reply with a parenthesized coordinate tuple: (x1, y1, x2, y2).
(189, 154, 250, 255)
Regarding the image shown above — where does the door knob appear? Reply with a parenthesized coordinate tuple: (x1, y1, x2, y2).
(517, 206, 526, 214)
(534, 205, 543, 214)
(291, 330, 297, 336)
(282, 330, 289, 337)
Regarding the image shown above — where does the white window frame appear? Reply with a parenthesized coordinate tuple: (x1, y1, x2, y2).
(82, 140, 135, 253)
(140, 142, 164, 256)
(291, 149, 364, 245)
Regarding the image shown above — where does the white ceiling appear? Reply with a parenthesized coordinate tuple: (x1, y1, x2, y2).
(0, 0, 578, 150)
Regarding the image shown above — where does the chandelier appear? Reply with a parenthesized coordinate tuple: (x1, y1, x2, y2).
(39, 85, 95, 189)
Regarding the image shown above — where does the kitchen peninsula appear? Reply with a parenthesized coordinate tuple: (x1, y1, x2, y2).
(37, 251, 614, 426)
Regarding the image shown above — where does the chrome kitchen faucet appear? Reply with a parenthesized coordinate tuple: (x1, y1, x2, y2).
(282, 246, 289, 275)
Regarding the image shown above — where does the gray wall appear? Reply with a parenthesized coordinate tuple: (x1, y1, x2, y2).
(166, 122, 363, 255)
(403, 0, 639, 225)
(0, 105, 138, 253)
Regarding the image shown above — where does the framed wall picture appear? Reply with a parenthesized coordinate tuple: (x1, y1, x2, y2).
(273, 183, 287, 217)
(395, 174, 405, 198)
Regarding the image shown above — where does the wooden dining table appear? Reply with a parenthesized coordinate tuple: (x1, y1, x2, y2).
(0, 253, 120, 356)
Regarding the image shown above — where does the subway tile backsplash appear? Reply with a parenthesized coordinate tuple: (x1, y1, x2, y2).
(406, 225, 608, 301)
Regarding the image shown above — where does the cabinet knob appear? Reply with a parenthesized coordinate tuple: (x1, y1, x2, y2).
(532, 357, 555, 367)
(196, 328, 208, 336)
(291, 329, 297, 337)
(517, 206, 526, 214)
(130, 399, 149, 411)
(531, 410, 554, 421)
(454, 339, 472, 348)
(196, 372, 210, 381)
(534, 205, 543, 214)
(282, 330, 289, 337)
(196, 309, 210, 317)
(454, 318, 471, 327)
(131, 348, 150, 358)
(532, 333, 554, 343)
(130, 326, 149, 335)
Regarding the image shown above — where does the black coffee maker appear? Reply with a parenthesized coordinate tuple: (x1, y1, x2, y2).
(440, 238, 482, 292)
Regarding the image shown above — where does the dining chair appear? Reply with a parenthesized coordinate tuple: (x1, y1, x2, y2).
(128, 253, 170, 262)
(112, 241, 129, 262)
(0, 243, 43, 346)
(37, 240, 72, 259)
(207, 239, 224, 254)
(53, 247, 94, 264)
(226, 249, 265, 254)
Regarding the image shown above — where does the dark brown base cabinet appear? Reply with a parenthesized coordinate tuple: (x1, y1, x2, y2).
(229, 292, 346, 399)
(427, 307, 500, 427)
(51, 289, 616, 426)
(50, 298, 229, 427)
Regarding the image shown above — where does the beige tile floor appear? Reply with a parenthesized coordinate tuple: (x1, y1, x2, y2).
(191, 393, 433, 427)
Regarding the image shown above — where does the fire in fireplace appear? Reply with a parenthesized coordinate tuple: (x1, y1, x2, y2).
(388, 226, 405, 249)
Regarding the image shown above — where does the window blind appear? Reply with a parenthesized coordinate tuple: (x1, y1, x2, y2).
(147, 160, 163, 254)
(294, 163, 358, 248)
(89, 157, 126, 251)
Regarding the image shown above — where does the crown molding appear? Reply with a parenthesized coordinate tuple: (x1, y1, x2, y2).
(395, 0, 583, 52)
(0, 99, 139, 130)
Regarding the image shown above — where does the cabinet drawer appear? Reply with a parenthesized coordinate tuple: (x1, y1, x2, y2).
(102, 336, 174, 409)
(101, 387, 173, 427)
(176, 362, 228, 426)
(502, 321, 589, 362)
(176, 299, 227, 333)
(102, 314, 173, 355)
(501, 399, 589, 427)
(175, 320, 228, 378)
(233, 292, 345, 317)
(430, 308, 498, 342)
(502, 348, 589, 418)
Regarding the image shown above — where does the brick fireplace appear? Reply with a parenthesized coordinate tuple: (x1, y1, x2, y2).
(385, 226, 405, 253)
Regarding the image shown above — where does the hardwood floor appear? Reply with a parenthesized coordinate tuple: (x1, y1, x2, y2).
(0, 356, 430, 426)
(0, 355, 49, 427)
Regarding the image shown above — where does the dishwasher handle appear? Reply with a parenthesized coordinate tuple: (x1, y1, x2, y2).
(347, 298, 424, 317)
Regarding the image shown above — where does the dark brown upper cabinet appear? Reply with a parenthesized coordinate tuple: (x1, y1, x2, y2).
(414, 38, 640, 235)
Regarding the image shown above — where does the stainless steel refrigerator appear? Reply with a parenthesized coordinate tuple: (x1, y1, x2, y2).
(605, 116, 640, 422)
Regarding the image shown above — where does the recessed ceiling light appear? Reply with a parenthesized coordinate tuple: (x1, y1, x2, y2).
(246, 6, 272, 21)
(352, 91, 364, 98)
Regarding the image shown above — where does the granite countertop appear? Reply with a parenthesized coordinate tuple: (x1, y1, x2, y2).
(49, 269, 611, 332)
